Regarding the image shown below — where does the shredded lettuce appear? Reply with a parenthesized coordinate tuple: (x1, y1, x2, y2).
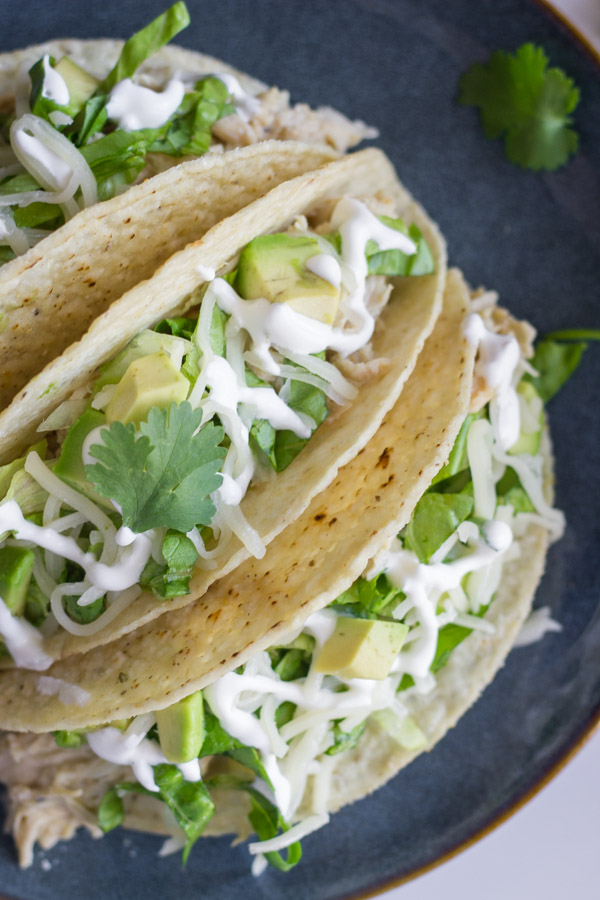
(525, 333, 600, 403)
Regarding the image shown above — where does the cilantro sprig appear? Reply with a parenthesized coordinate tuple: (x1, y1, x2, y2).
(85, 402, 225, 534)
(459, 43, 580, 171)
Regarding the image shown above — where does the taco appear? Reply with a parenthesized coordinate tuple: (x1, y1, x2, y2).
(0, 268, 564, 871)
(0, 2, 375, 409)
(0, 147, 446, 664)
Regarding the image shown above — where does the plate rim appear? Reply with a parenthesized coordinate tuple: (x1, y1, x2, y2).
(0, 2, 599, 900)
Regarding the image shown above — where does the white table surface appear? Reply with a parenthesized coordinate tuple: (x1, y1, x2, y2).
(381, 3, 600, 898)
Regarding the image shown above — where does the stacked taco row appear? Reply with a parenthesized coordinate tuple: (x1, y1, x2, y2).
(0, 5, 564, 876)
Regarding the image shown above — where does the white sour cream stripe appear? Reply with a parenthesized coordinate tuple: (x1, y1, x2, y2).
(463, 313, 521, 450)
(0, 596, 54, 671)
(381, 521, 513, 679)
(87, 725, 201, 793)
(106, 78, 186, 131)
(0, 499, 151, 594)
(41, 56, 70, 105)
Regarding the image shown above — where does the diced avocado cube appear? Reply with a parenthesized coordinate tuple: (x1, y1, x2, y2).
(156, 691, 205, 764)
(95, 330, 188, 390)
(0, 458, 27, 502)
(236, 233, 341, 325)
(0, 440, 47, 504)
(508, 381, 543, 456)
(54, 57, 100, 115)
(54, 409, 114, 511)
(372, 710, 427, 750)
(105, 353, 189, 425)
(314, 617, 409, 680)
(0, 546, 35, 616)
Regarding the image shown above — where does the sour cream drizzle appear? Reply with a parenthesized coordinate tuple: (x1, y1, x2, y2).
(40, 55, 70, 106)
(381, 522, 513, 679)
(464, 313, 521, 450)
(305, 254, 342, 288)
(0, 595, 54, 670)
(0, 499, 151, 593)
(106, 78, 186, 131)
(87, 725, 201, 793)
(330, 197, 417, 355)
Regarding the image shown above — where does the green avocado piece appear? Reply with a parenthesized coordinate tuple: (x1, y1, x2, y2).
(314, 617, 409, 680)
(156, 691, 205, 764)
(236, 233, 341, 325)
(54, 408, 114, 511)
(54, 57, 100, 115)
(0, 546, 35, 615)
(372, 710, 427, 750)
(509, 381, 543, 456)
(105, 353, 189, 425)
(95, 330, 188, 390)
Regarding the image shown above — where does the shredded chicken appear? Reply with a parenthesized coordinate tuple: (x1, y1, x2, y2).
(0, 733, 133, 866)
(212, 86, 377, 153)
(0, 731, 255, 865)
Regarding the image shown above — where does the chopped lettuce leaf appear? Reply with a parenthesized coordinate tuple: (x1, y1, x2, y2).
(249, 356, 329, 472)
(403, 492, 474, 563)
(148, 77, 234, 157)
(98, 762, 215, 863)
(140, 530, 198, 599)
(53, 730, 84, 749)
(199, 710, 271, 785)
(99, 3, 191, 95)
(331, 572, 404, 620)
(155, 317, 197, 340)
(246, 788, 302, 872)
(525, 337, 591, 402)
(367, 217, 434, 277)
(325, 720, 366, 756)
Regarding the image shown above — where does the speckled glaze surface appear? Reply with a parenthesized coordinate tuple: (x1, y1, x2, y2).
(0, 2, 598, 899)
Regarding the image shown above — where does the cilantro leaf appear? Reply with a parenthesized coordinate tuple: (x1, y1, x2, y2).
(459, 43, 580, 171)
(85, 402, 225, 533)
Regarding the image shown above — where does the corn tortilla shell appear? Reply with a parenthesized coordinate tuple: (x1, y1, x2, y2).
(0, 267, 472, 731)
(0, 39, 337, 410)
(0, 148, 446, 661)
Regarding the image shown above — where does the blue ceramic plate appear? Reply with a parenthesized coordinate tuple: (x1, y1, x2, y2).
(0, 2, 599, 898)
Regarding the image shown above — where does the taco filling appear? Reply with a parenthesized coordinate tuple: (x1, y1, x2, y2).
(0, 195, 435, 656)
(0, 3, 374, 265)
(0, 293, 565, 872)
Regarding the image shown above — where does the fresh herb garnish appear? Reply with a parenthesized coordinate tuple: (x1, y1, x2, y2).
(459, 43, 580, 171)
(85, 402, 225, 533)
